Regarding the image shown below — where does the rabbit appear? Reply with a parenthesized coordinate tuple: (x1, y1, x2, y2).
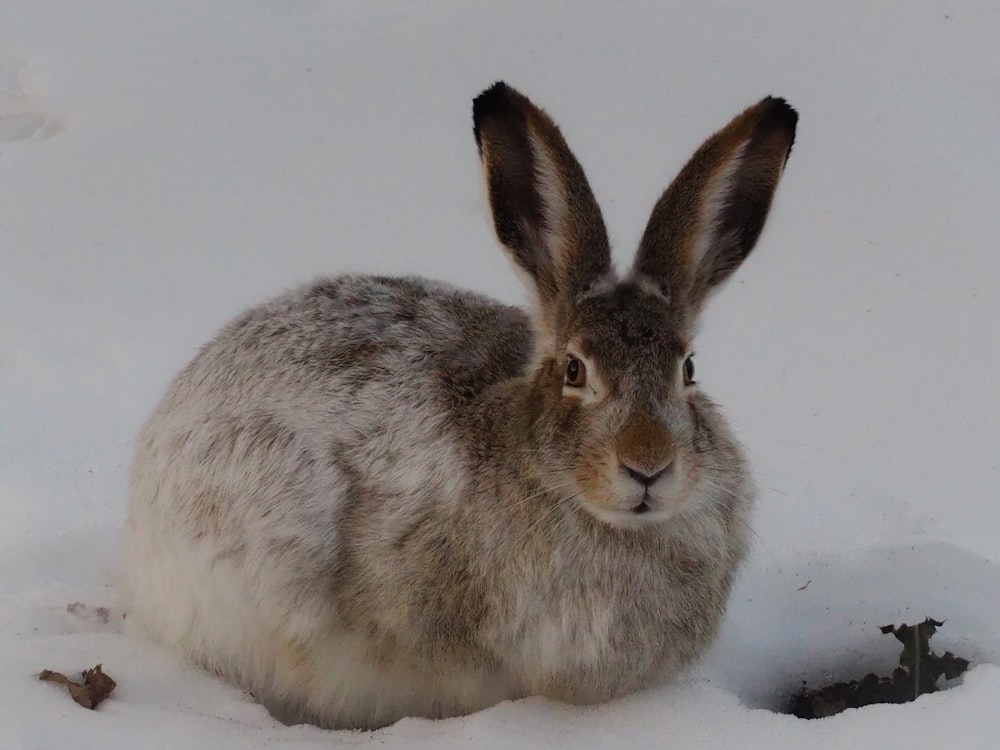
(124, 81, 797, 730)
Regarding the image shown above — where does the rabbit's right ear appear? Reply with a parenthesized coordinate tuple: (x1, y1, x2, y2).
(473, 82, 612, 340)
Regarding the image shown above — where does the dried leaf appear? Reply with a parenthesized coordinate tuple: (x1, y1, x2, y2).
(39, 664, 116, 710)
(82, 665, 116, 704)
(39, 670, 74, 687)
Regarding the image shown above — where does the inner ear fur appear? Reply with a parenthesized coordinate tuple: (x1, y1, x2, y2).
(632, 97, 798, 315)
(473, 82, 612, 330)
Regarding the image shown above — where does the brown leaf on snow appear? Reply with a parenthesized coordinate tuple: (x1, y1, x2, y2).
(39, 664, 117, 709)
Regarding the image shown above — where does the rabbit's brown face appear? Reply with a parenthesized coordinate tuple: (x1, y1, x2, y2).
(533, 281, 716, 528)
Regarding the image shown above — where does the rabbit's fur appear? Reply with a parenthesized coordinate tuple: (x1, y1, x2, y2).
(125, 82, 797, 730)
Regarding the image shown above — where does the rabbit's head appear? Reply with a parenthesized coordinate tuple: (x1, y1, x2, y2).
(473, 82, 796, 529)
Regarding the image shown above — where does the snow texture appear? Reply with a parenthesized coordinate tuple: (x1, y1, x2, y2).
(2, 1, 999, 747)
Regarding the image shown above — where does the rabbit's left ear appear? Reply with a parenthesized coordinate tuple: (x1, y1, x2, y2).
(632, 97, 797, 317)
(473, 82, 612, 336)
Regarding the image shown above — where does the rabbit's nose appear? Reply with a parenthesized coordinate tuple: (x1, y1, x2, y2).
(620, 461, 671, 488)
(615, 412, 675, 484)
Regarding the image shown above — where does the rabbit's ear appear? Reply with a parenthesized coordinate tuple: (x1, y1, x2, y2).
(632, 97, 797, 316)
(473, 82, 612, 334)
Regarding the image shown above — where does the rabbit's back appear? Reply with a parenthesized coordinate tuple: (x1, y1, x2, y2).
(162, 274, 530, 423)
(124, 274, 531, 726)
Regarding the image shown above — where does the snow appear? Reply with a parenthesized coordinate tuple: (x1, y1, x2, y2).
(2, 1, 999, 747)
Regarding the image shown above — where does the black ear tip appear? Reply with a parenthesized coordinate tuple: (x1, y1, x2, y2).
(759, 96, 798, 156)
(475, 81, 513, 107)
(761, 96, 799, 136)
(473, 81, 517, 148)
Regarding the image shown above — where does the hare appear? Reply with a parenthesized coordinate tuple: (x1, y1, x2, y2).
(124, 82, 797, 729)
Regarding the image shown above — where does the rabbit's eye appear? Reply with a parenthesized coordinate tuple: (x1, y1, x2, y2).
(565, 357, 587, 388)
(683, 356, 695, 386)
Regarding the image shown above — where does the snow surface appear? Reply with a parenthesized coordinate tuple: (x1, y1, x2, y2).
(2, 1, 999, 747)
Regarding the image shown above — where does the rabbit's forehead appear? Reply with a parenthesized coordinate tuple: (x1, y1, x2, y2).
(570, 284, 688, 369)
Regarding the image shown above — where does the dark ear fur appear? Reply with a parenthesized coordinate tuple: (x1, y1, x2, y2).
(473, 82, 612, 332)
(632, 97, 797, 315)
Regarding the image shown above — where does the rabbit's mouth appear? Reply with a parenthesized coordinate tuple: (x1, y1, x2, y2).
(581, 499, 679, 530)
(632, 499, 652, 515)
(572, 450, 700, 529)
(576, 483, 691, 530)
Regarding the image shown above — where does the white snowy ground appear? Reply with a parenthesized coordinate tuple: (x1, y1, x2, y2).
(2, 1, 999, 747)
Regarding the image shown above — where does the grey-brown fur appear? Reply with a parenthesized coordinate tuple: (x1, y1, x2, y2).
(124, 82, 796, 729)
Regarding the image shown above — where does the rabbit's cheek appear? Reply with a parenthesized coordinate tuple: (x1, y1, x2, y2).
(574, 451, 618, 511)
(647, 461, 698, 516)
